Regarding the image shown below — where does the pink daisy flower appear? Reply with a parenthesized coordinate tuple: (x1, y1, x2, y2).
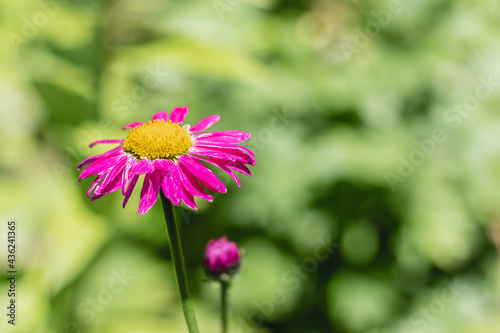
(78, 106, 255, 214)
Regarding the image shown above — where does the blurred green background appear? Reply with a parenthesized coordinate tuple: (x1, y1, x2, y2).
(1, 0, 500, 332)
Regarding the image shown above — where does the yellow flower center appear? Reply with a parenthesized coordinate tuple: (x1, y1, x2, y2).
(122, 120, 193, 160)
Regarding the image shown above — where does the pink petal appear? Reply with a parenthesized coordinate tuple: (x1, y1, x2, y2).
(192, 156, 241, 188)
(178, 156, 227, 193)
(90, 191, 105, 201)
(189, 146, 255, 166)
(178, 162, 213, 202)
(180, 182, 198, 210)
(79, 153, 123, 181)
(138, 171, 161, 214)
(78, 147, 122, 170)
(122, 122, 143, 130)
(87, 173, 106, 198)
(195, 130, 250, 144)
(161, 161, 182, 205)
(189, 115, 220, 133)
(89, 140, 124, 148)
(94, 155, 127, 196)
(237, 145, 255, 158)
(169, 106, 189, 124)
(129, 159, 155, 175)
(152, 111, 169, 122)
(121, 157, 134, 195)
(153, 159, 171, 173)
(123, 174, 139, 208)
(195, 142, 255, 158)
(205, 144, 256, 162)
(199, 156, 250, 176)
(221, 159, 251, 176)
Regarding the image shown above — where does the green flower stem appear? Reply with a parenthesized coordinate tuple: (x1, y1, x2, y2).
(220, 280, 229, 333)
(160, 193, 199, 333)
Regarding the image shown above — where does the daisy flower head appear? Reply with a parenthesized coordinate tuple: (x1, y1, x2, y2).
(78, 106, 255, 214)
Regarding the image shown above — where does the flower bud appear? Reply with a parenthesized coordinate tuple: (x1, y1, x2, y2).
(204, 236, 241, 281)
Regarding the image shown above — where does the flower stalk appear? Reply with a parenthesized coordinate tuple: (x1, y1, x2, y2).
(220, 280, 229, 333)
(160, 192, 199, 333)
